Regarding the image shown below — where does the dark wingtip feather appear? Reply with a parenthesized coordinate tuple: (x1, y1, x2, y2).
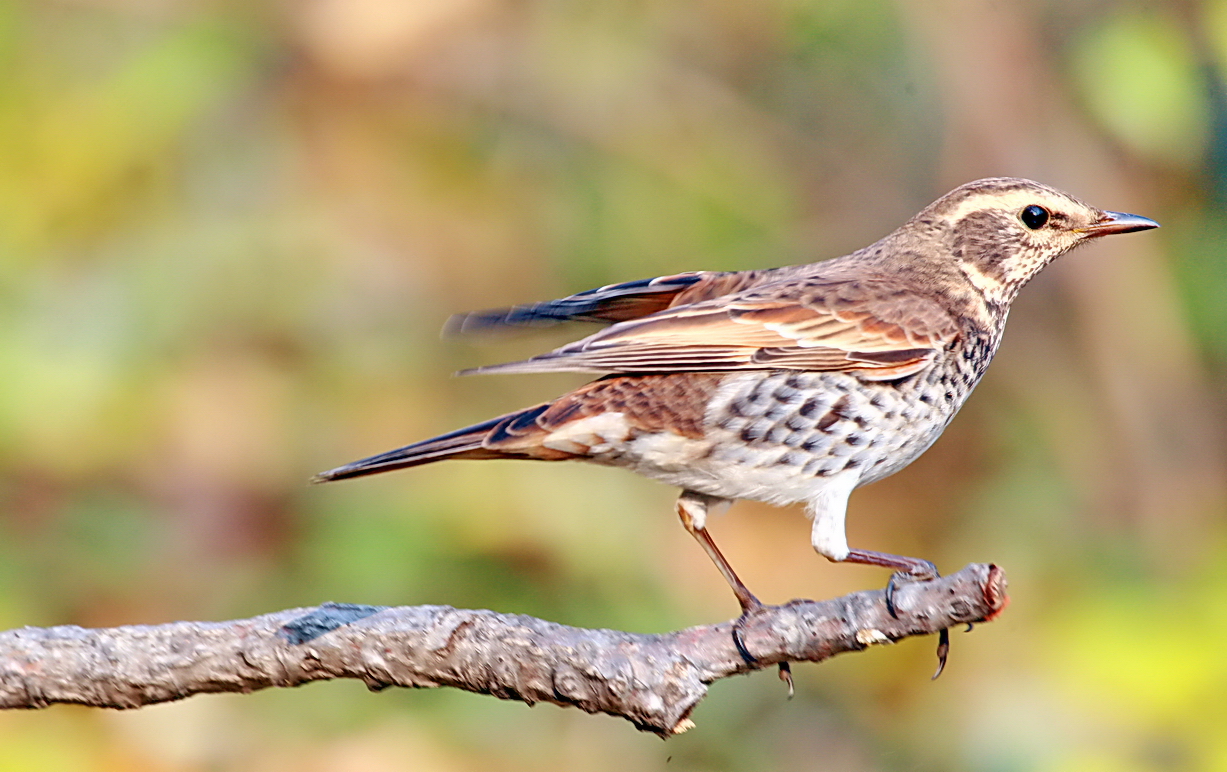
(443, 308, 563, 336)
(442, 273, 709, 337)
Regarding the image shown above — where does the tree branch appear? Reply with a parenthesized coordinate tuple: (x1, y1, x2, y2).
(0, 563, 1007, 736)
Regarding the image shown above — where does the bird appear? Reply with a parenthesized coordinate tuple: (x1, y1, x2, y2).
(315, 177, 1158, 675)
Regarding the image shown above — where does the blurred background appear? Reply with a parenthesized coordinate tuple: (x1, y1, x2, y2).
(1, 0, 1225, 769)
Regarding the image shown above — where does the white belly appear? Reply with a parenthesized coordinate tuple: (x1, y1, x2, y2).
(580, 369, 965, 506)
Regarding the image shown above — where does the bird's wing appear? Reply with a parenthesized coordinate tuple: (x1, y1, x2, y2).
(443, 270, 774, 333)
(463, 279, 959, 381)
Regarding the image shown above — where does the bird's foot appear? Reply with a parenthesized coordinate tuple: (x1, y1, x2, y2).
(881, 560, 949, 678)
(842, 550, 948, 677)
(731, 597, 794, 696)
(887, 561, 953, 679)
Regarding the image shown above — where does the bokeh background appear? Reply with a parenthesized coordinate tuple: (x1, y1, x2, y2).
(2, 0, 1226, 769)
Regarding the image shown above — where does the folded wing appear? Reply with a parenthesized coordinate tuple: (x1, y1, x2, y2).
(463, 278, 959, 381)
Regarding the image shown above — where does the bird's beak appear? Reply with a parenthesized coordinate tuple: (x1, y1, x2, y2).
(1076, 210, 1160, 237)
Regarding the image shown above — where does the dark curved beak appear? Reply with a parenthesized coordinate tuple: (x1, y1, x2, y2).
(1076, 210, 1160, 237)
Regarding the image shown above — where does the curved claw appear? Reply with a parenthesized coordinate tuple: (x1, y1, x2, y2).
(730, 593, 769, 665)
(885, 574, 901, 619)
(778, 662, 794, 698)
(932, 627, 950, 679)
(731, 619, 758, 665)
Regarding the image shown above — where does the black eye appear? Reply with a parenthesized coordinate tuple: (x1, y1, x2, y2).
(1020, 205, 1049, 230)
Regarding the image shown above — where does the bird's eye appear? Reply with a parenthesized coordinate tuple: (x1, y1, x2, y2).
(1020, 205, 1050, 230)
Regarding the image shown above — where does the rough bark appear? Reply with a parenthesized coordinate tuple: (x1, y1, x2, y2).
(0, 563, 1006, 736)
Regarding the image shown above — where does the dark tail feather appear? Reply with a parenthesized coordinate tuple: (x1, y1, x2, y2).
(312, 416, 506, 483)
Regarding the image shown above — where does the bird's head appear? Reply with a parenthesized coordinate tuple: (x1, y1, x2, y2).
(910, 177, 1158, 303)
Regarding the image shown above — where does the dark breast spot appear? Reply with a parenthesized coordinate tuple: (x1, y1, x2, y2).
(816, 395, 852, 432)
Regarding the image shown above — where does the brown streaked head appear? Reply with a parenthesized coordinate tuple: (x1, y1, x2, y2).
(904, 177, 1158, 303)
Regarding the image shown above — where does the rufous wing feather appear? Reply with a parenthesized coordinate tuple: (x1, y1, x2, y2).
(462, 278, 958, 379)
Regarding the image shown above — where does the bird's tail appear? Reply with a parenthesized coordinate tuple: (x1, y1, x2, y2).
(312, 395, 575, 483)
(312, 415, 510, 483)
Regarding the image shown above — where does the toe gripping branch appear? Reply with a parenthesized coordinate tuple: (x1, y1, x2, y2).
(879, 561, 951, 679)
(722, 563, 1007, 697)
(730, 597, 796, 697)
(840, 549, 953, 678)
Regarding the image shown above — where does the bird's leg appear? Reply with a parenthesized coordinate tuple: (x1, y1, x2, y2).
(809, 488, 940, 617)
(809, 493, 949, 678)
(676, 492, 791, 688)
(677, 493, 759, 613)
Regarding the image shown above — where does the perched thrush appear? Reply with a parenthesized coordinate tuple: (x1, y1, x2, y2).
(316, 178, 1157, 671)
